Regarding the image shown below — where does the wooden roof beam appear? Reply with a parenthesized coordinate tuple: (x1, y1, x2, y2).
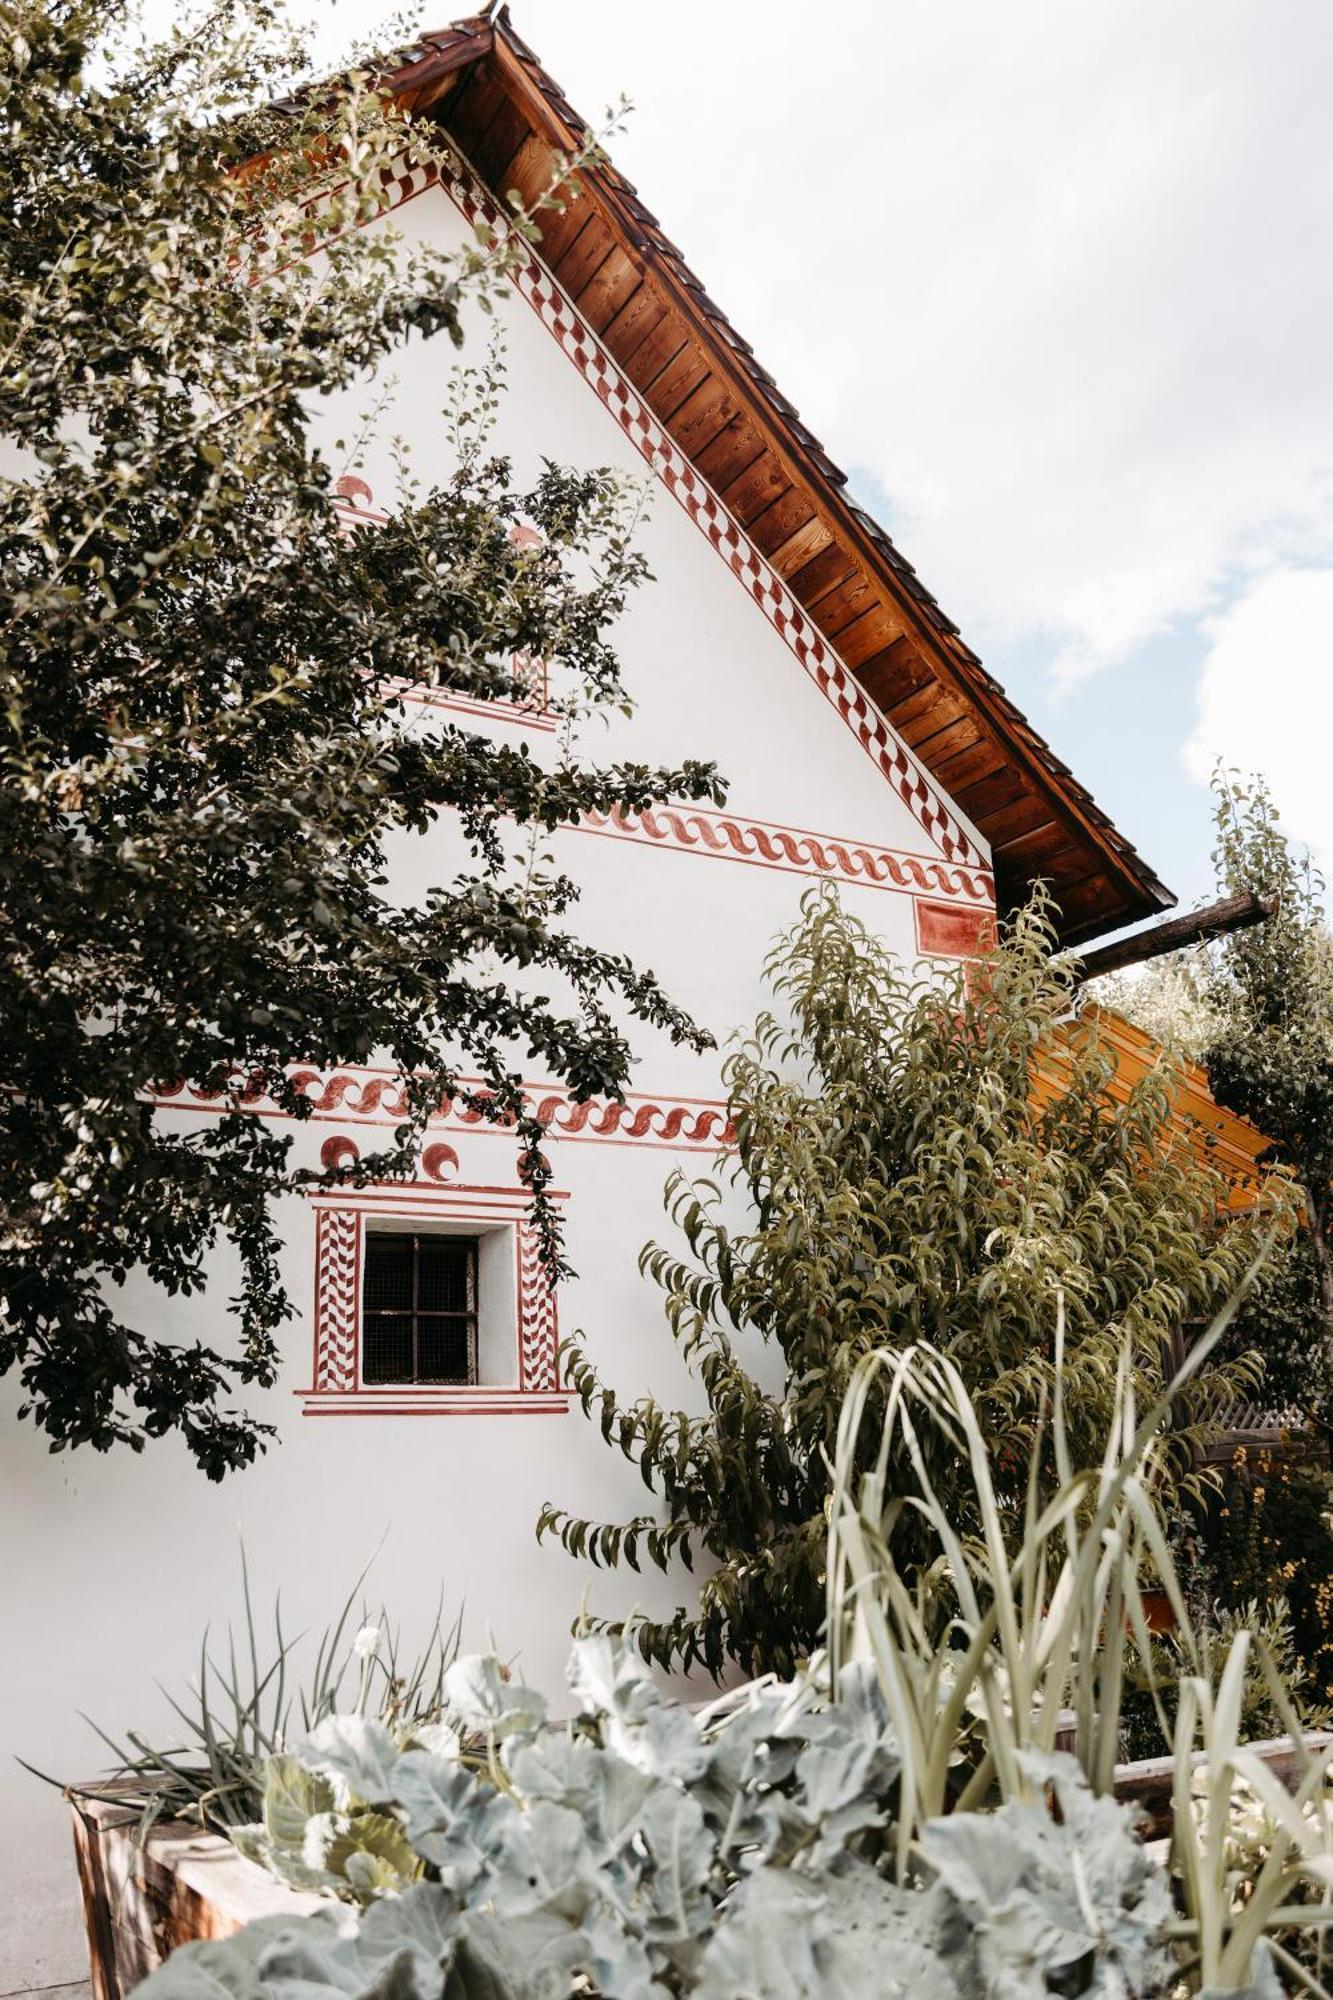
(1070, 892, 1275, 985)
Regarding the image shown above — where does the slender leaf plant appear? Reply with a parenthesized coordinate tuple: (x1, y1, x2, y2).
(68, 1551, 463, 1837)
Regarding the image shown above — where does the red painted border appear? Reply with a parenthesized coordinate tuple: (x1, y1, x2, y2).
(576, 805, 994, 905)
(914, 897, 997, 959)
(311, 1207, 362, 1392)
(156, 1073, 735, 1148)
(393, 683, 558, 734)
(304, 1392, 570, 1417)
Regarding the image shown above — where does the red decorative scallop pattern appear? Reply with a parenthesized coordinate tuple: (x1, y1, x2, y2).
(421, 1141, 461, 1182)
(155, 1071, 735, 1148)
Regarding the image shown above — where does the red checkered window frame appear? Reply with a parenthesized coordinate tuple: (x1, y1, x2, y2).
(300, 1183, 569, 1417)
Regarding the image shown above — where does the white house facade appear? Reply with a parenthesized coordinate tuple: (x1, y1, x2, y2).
(0, 15, 1173, 1986)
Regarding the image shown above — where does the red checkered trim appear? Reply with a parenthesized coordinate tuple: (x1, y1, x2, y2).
(326, 146, 987, 871)
(435, 165, 985, 870)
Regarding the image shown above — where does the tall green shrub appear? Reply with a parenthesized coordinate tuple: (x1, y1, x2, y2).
(0, 1, 721, 1474)
(1104, 773, 1333, 1678)
(1207, 774, 1333, 1425)
(541, 887, 1275, 1677)
(1104, 773, 1333, 1426)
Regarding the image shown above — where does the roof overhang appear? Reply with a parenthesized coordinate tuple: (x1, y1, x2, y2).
(353, 10, 1174, 947)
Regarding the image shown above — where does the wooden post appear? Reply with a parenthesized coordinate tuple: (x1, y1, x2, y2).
(71, 1795, 125, 2000)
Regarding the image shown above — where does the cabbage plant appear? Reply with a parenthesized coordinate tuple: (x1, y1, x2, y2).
(137, 1635, 1174, 2000)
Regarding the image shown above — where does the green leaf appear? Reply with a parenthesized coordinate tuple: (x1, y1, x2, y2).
(298, 1717, 401, 1806)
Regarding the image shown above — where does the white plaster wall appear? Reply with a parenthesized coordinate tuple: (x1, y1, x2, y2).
(0, 174, 991, 1985)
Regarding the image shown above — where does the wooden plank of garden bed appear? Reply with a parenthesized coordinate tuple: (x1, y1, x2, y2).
(71, 1791, 325, 2000)
(1114, 1731, 1332, 1840)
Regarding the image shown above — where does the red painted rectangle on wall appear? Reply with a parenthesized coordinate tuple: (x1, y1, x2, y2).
(915, 898, 996, 959)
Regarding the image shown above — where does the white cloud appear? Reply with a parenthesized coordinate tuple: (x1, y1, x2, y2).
(1185, 567, 1333, 877)
(496, 0, 1333, 688)
(152, 0, 1333, 698)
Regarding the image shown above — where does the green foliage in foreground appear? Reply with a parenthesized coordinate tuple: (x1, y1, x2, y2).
(0, 0, 721, 1475)
(136, 1323, 1333, 2000)
(819, 1313, 1333, 2000)
(139, 1636, 1177, 2000)
(819, 1321, 1333, 1999)
(542, 885, 1276, 1676)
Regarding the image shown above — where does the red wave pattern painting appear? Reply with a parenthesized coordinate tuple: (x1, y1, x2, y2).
(153, 1070, 734, 1148)
(579, 807, 994, 903)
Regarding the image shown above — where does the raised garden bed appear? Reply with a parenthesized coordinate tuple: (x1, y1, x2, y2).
(71, 1791, 324, 2000)
(72, 1734, 1333, 1994)
(1113, 1730, 1331, 1841)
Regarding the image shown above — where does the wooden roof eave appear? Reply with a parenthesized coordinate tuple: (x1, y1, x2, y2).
(412, 16, 1173, 943)
(1034, 1004, 1273, 1213)
(267, 20, 495, 128)
(377, 25, 495, 117)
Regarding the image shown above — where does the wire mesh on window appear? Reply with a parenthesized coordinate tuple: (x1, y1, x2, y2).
(363, 1312, 415, 1384)
(361, 1232, 477, 1386)
(362, 1233, 412, 1313)
(417, 1320, 472, 1382)
(417, 1236, 473, 1314)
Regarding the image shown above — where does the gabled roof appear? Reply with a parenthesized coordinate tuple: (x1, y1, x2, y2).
(357, 10, 1174, 946)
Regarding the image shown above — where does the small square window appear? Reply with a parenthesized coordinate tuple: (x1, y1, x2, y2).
(361, 1231, 478, 1385)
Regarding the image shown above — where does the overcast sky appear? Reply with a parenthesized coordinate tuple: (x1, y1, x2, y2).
(281, 2, 1333, 910)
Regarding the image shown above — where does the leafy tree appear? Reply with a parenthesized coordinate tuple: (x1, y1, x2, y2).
(1102, 775, 1333, 1426)
(1095, 955, 1219, 1064)
(1103, 776, 1333, 1688)
(0, 1, 722, 1476)
(540, 887, 1274, 1678)
(1203, 1446, 1333, 1711)
(1205, 774, 1333, 1426)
